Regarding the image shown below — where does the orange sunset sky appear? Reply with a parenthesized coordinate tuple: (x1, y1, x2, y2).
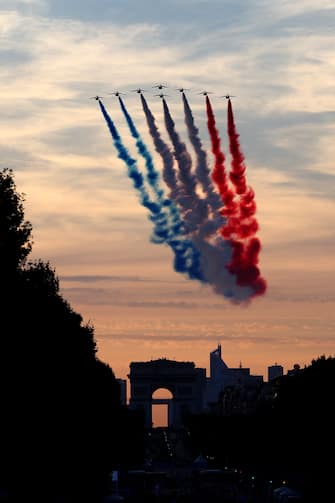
(1, 1, 334, 384)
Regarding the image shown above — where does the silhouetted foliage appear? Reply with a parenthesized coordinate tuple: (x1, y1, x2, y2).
(0, 169, 142, 501)
(0, 168, 32, 274)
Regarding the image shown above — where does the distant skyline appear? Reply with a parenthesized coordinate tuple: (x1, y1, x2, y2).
(1, 0, 334, 380)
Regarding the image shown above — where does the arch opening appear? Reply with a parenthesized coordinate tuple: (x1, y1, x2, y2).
(152, 388, 173, 428)
(152, 388, 173, 400)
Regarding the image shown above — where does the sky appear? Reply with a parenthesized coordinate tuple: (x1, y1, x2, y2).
(1, 0, 334, 383)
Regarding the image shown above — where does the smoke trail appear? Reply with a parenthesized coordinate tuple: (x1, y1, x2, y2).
(192, 235, 254, 302)
(118, 97, 164, 203)
(162, 98, 208, 233)
(99, 100, 169, 243)
(99, 99, 205, 282)
(206, 96, 238, 232)
(226, 99, 267, 296)
(161, 96, 252, 300)
(99, 98, 265, 301)
(227, 99, 258, 236)
(139, 95, 208, 281)
(140, 95, 178, 200)
(161, 97, 256, 301)
(140, 93, 181, 235)
(118, 96, 170, 243)
(182, 93, 222, 216)
(226, 99, 259, 239)
(205, 96, 266, 297)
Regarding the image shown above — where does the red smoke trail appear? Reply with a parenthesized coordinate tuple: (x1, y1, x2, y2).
(206, 96, 237, 225)
(206, 96, 266, 296)
(226, 99, 267, 296)
(227, 99, 258, 237)
(206, 96, 244, 243)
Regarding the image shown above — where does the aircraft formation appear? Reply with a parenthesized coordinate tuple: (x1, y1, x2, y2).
(90, 84, 236, 101)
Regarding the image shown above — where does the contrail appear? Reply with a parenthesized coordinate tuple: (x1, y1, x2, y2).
(192, 234, 254, 302)
(119, 97, 164, 205)
(227, 98, 258, 237)
(140, 93, 181, 234)
(99, 96, 266, 301)
(140, 95, 177, 195)
(119, 95, 205, 280)
(162, 98, 208, 233)
(206, 96, 266, 297)
(206, 95, 238, 239)
(162, 97, 254, 301)
(227, 99, 259, 239)
(162, 96, 253, 300)
(141, 94, 206, 282)
(182, 93, 222, 215)
(118, 96, 170, 243)
(99, 99, 205, 282)
(226, 99, 267, 296)
(99, 100, 161, 222)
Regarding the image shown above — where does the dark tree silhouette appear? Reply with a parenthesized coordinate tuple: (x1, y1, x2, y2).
(270, 355, 335, 502)
(0, 168, 32, 273)
(0, 169, 143, 502)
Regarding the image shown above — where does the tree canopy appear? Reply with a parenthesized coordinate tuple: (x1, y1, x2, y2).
(0, 168, 141, 501)
(0, 168, 32, 273)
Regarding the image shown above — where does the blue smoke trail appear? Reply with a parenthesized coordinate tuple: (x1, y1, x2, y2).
(119, 97, 164, 202)
(99, 99, 205, 281)
(118, 96, 170, 243)
(98, 99, 165, 241)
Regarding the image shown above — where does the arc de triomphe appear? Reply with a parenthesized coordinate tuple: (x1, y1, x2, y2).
(128, 358, 206, 429)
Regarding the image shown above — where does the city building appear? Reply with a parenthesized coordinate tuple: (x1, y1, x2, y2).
(268, 364, 284, 382)
(206, 344, 263, 409)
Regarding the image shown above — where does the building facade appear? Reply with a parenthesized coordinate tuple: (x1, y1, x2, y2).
(128, 358, 206, 429)
(268, 364, 284, 382)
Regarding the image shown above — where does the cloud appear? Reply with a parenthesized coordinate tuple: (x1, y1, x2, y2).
(45, 0, 255, 26)
(97, 327, 335, 346)
(60, 274, 181, 283)
(0, 48, 32, 65)
(269, 2, 334, 19)
(0, 0, 46, 11)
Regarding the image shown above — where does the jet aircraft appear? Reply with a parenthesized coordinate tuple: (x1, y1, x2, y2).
(222, 94, 236, 99)
(152, 84, 168, 90)
(89, 95, 104, 100)
(198, 91, 213, 96)
(176, 88, 190, 93)
(131, 88, 146, 94)
(109, 91, 125, 97)
(155, 93, 169, 99)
